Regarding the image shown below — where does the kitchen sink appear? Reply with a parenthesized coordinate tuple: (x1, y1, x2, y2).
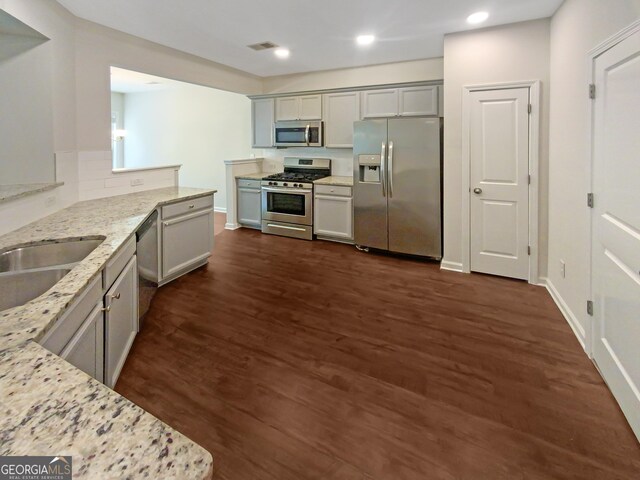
(0, 238, 104, 272)
(0, 268, 71, 312)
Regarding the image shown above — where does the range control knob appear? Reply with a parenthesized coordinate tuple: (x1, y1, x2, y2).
(283, 182, 289, 187)
(293, 183, 299, 188)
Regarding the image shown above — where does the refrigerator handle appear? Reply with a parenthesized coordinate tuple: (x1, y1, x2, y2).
(388, 140, 394, 198)
(380, 142, 387, 197)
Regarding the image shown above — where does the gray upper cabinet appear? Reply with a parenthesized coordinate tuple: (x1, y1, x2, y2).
(361, 86, 439, 118)
(361, 89, 399, 118)
(252, 98, 274, 147)
(398, 86, 439, 116)
(275, 95, 322, 121)
(322, 92, 360, 148)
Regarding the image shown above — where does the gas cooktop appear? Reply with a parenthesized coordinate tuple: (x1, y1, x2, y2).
(263, 172, 328, 182)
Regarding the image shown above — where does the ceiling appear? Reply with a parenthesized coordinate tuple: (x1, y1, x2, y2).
(110, 67, 188, 93)
(57, 0, 563, 77)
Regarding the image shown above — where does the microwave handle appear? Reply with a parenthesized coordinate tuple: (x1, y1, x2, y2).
(305, 124, 310, 146)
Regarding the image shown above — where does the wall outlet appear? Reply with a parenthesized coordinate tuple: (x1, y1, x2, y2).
(560, 260, 566, 279)
(44, 195, 56, 208)
(130, 178, 144, 186)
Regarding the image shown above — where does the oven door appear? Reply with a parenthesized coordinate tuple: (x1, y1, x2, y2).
(274, 121, 323, 147)
(261, 186, 312, 225)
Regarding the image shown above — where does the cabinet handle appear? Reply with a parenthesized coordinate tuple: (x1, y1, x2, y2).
(188, 204, 195, 209)
(102, 306, 111, 313)
(110, 292, 121, 300)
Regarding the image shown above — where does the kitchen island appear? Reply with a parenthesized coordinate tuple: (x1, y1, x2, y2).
(0, 187, 215, 479)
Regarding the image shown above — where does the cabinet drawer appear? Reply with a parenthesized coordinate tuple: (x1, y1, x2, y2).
(237, 179, 262, 189)
(161, 195, 213, 220)
(39, 275, 102, 355)
(103, 236, 136, 291)
(315, 185, 352, 197)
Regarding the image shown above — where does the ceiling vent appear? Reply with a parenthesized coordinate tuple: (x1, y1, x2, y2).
(247, 41, 279, 51)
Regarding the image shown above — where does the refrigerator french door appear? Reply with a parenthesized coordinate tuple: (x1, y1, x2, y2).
(353, 118, 441, 258)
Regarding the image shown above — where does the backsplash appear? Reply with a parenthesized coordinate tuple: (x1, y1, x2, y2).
(78, 151, 179, 201)
(259, 147, 353, 176)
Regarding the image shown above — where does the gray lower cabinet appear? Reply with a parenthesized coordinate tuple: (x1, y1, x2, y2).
(39, 275, 104, 382)
(159, 195, 214, 284)
(104, 254, 138, 389)
(314, 185, 354, 242)
(237, 179, 262, 228)
(60, 302, 104, 383)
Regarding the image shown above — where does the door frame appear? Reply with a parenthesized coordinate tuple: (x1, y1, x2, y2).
(586, 19, 640, 356)
(461, 80, 541, 284)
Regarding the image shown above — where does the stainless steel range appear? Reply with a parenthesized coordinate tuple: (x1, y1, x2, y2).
(261, 157, 331, 240)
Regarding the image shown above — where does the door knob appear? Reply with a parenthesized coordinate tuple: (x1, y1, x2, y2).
(473, 187, 483, 194)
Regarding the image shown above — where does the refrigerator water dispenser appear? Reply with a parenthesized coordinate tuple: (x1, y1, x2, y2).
(358, 154, 381, 183)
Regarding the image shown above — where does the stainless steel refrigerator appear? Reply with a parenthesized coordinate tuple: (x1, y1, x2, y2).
(353, 118, 442, 258)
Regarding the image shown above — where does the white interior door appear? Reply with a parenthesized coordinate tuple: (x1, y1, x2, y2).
(591, 28, 640, 441)
(469, 88, 530, 280)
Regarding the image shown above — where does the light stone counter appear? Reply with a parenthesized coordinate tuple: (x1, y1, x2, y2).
(313, 176, 354, 187)
(235, 172, 269, 180)
(0, 182, 64, 204)
(0, 187, 215, 479)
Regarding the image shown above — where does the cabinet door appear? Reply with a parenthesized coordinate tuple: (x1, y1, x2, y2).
(323, 92, 360, 148)
(60, 302, 104, 383)
(275, 96, 299, 121)
(162, 209, 213, 279)
(314, 194, 353, 240)
(298, 95, 322, 120)
(252, 98, 274, 147)
(361, 89, 398, 118)
(399, 86, 439, 116)
(237, 187, 261, 228)
(104, 255, 138, 388)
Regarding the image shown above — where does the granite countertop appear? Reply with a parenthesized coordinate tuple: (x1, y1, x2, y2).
(0, 186, 215, 479)
(0, 182, 65, 204)
(235, 172, 268, 180)
(314, 176, 354, 187)
(0, 342, 213, 479)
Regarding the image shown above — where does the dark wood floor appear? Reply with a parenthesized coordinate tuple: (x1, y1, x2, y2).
(116, 218, 640, 479)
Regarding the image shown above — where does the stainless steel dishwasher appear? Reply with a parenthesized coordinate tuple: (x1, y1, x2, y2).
(136, 210, 158, 325)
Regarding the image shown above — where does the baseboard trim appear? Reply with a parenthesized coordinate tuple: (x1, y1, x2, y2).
(544, 278, 587, 352)
(225, 223, 240, 230)
(214, 206, 227, 213)
(440, 260, 464, 273)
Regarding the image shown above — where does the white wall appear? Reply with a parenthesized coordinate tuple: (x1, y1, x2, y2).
(442, 19, 551, 278)
(263, 58, 443, 94)
(547, 0, 640, 348)
(0, 0, 79, 231)
(74, 19, 262, 153)
(0, 28, 54, 185)
(110, 92, 124, 168)
(122, 84, 253, 210)
(0, 0, 262, 233)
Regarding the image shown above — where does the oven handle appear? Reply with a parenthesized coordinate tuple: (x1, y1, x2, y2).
(305, 124, 310, 146)
(266, 223, 308, 232)
(262, 187, 313, 194)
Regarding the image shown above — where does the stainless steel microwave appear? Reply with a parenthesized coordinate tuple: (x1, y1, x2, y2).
(274, 121, 324, 147)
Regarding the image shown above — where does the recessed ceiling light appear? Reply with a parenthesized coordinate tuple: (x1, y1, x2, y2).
(467, 11, 489, 25)
(356, 34, 375, 46)
(274, 48, 290, 59)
